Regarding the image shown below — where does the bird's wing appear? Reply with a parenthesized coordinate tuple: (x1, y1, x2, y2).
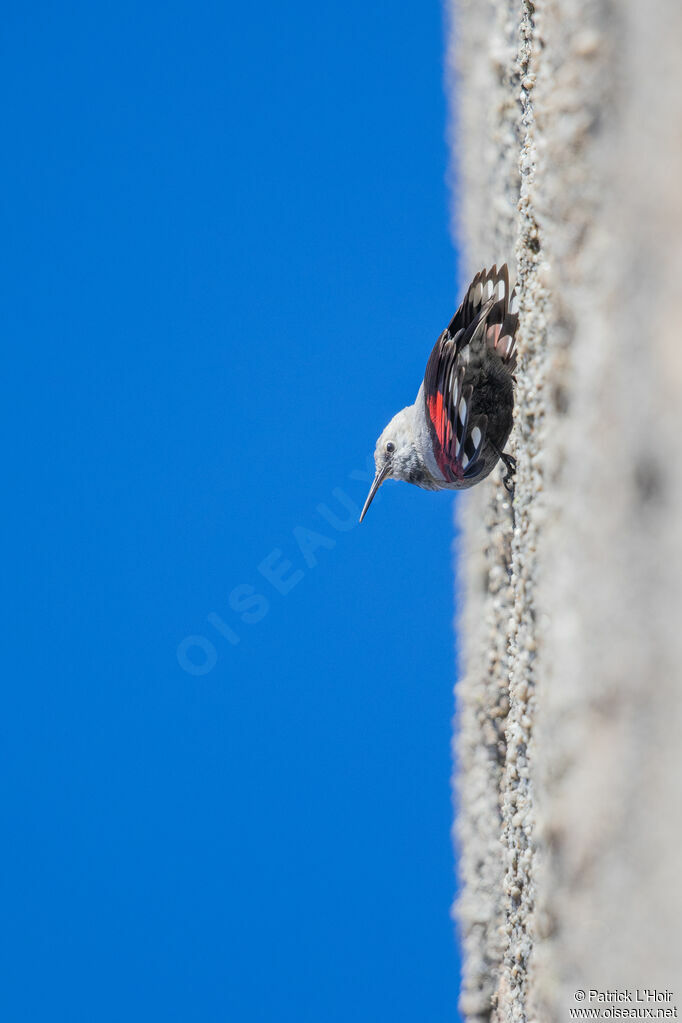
(423, 265, 517, 482)
(423, 338, 489, 482)
(447, 264, 518, 370)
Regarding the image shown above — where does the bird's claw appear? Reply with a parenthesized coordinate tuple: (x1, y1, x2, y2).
(500, 452, 516, 495)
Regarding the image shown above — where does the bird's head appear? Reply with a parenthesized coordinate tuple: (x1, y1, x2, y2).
(359, 407, 417, 522)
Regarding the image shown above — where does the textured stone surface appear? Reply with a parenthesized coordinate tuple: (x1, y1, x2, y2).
(448, 1, 682, 1020)
(447, 2, 519, 1018)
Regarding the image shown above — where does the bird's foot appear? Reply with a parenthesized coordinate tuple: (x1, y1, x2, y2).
(500, 452, 516, 495)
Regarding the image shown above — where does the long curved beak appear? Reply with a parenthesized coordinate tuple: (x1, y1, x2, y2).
(359, 465, 389, 523)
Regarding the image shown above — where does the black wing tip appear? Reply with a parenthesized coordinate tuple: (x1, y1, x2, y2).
(455, 263, 514, 320)
(440, 261, 519, 368)
(470, 263, 519, 369)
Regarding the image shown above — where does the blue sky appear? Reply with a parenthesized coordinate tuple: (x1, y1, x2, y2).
(4, 2, 465, 1020)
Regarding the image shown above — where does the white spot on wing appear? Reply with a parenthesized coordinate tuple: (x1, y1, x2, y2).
(471, 426, 481, 448)
(458, 396, 467, 421)
(473, 282, 483, 306)
(484, 279, 493, 300)
(510, 291, 519, 315)
(462, 452, 470, 469)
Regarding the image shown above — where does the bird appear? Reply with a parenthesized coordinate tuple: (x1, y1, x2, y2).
(359, 264, 519, 523)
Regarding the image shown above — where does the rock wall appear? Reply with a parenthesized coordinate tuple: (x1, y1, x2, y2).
(448, 2, 682, 1019)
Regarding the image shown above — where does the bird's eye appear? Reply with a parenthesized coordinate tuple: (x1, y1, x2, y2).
(386, 441, 395, 454)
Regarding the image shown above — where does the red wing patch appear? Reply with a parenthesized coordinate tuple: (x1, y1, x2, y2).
(427, 391, 445, 446)
(427, 390, 455, 477)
